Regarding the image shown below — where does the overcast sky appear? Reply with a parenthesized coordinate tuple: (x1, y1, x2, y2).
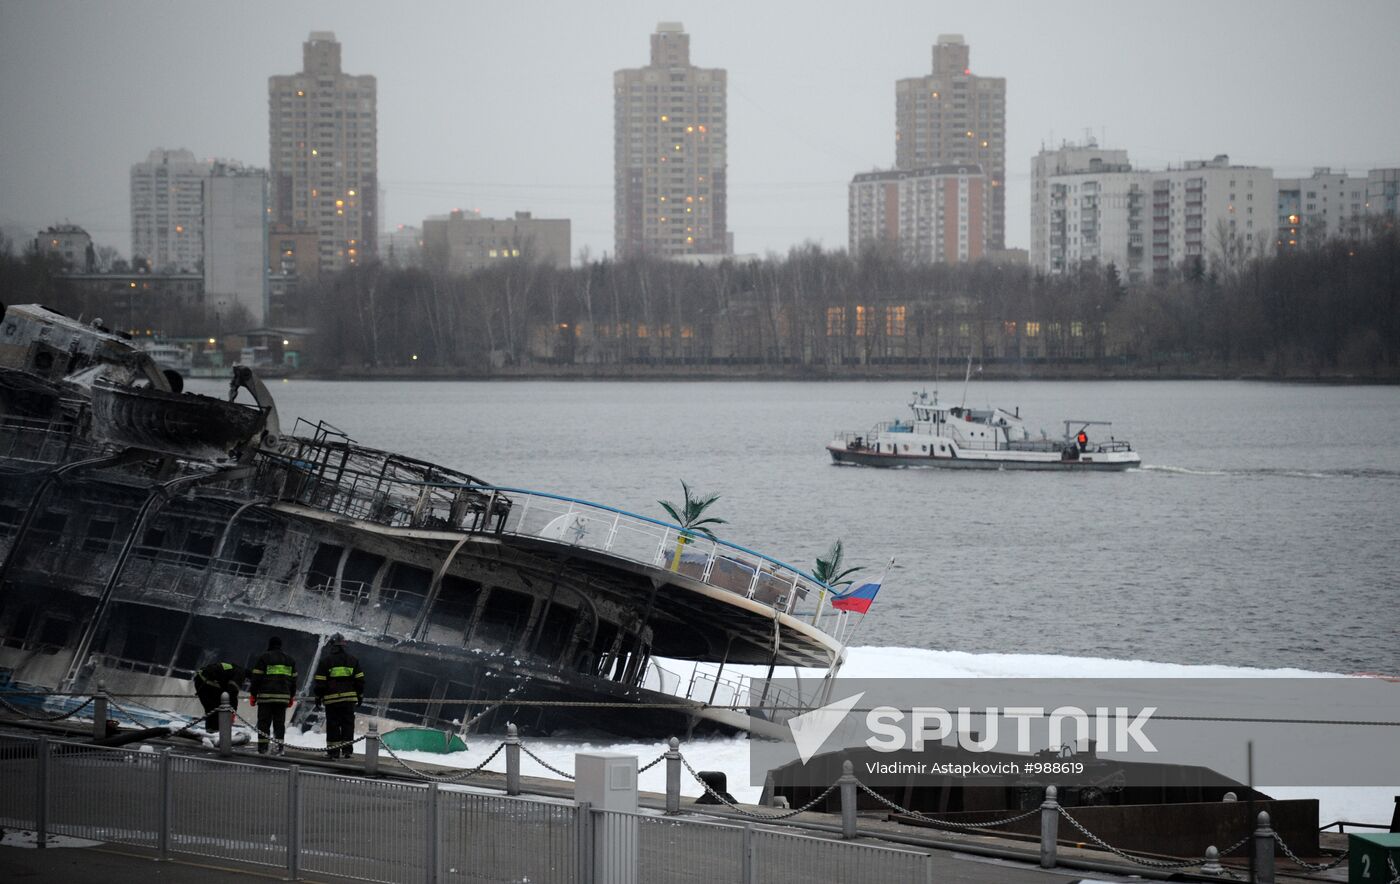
(2, 0, 1398, 262)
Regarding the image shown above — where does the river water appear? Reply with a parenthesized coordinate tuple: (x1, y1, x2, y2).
(199, 377, 1400, 677)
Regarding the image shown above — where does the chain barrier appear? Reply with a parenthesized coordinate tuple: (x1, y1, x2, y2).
(637, 752, 668, 774)
(1056, 806, 1221, 870)
(679, 753, 837, 820)
(518, 742, 576, 780)
(852, 779, 1040, 831)
(1272, 832, 1350, 872)
(0, 693, 94, 723)
(379, 740, 507, 784)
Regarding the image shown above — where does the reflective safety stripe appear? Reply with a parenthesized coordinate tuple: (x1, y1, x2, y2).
(324, 692, 358, 704)
(314, 675, 327, 681)
(265, 665, 295, 677)
(257, 693, 291, 702)
(329, 666, 356, 678)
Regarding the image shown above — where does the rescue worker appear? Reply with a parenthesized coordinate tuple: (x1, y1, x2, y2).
(313, 633, 365, 759)
(192, 659, 246, 733)
(248, 635, 297, 755)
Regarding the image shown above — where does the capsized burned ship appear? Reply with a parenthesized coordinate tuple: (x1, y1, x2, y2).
(0, 303, 845, 738)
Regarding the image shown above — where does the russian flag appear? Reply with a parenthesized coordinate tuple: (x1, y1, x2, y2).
(830, 578, 881, 614)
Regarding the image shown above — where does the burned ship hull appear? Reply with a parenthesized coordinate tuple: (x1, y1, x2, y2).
(0, 304, 843, 739)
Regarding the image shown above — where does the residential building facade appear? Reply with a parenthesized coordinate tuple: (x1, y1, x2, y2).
(268, 31, 378, 275)
(34, 224, 93, 272)
(1032, 148, 1276, 283)
(202, 161, 270, 324)
(849, 165, 989, 264)
(1367, 168, 1400, 221)
(130, 148, 210, 271)
(422, 210, 571, 273)
(614, 22, 728, 259)
(895, 35, 1007, 249)
(1030, 141, 1131, 272)
(1275, 168, 1369, 249)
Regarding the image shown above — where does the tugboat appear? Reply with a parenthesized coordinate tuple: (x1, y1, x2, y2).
(0, 303, 850, 739)
(828, 389, 1141, 471)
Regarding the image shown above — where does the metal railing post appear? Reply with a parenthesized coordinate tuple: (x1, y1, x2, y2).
(92, 681, 108, 740)
(425, 782, 440, 884)
(664, 737, 681, 814)
(157, 747, 172, 861)
(1040, 785, 1060, 868)
(364, 721, 380, 777)
(838, 760, 858, 839)
(742, 823, 756, 884)
(575, 801, 594, 884)
(286, 765, 300, 881)
(35, 735, 49, 849)
(505, 723, 521, 796)
(218, 691, 233, 757)
(1201, 845, 1224, 876)
(1253, 811, 1275, 884)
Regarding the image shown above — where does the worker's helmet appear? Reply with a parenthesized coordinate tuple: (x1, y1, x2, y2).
(330, 632, 345, 644)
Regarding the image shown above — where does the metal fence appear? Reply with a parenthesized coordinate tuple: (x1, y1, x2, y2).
(0, 731, 942, 883)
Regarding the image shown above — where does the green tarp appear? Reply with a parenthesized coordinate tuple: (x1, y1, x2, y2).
(380, 727, 467, 754)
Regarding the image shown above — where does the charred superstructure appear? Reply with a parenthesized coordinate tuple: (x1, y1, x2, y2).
(0, 303, 842, 738)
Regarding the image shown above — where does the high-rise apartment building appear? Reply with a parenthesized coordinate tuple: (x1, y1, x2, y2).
(849, 165, 989, 264)
(896, 35, 1006, 249)
(131, 148, 211, 271)
(268, 31, 377, 274)
(1275, 168, 1369, 249)
(1367, 168, 1400, 221)
(614, 22, 727, 260)
(203, 161, 270, 324)
(1030, 141, 1130, 272)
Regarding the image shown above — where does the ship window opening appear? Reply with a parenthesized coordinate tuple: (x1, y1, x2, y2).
(534, 605, 578, 663)
(341, 550, 384, 600)
(382, 562, 432, 634)
(231, 540, 265, 576)
(180, 532, 215, 568)
(83, 518, 117, 552)
(585, 622, 619, 677)
(437, 681, 476, 729)
(135, 526, 167, 559)
(386, 667, 437, 724)
(1, 604, 36, 649)
(305, 543, 343, 592)
(425, 576, 480, 645)
(0, 505, 20, 536)
(476, 589, 532, 647)
(37, 616, 72, 649)
(32, 512, 67, 538)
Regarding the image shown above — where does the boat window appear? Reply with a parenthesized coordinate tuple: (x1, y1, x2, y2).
(386, 667, 436, 723)
(37, 615, 72, 649)
(180, 532, 215, 568)
(341, 549, 384, 601)
(305, 543, 343, 592)
(476, 588, 533, 647)
(381, 563, 432, 636)
(0, 505, 21, 537)
(232, 540, 265, 576)
(134, 525, 166, 559)
(424, 575, 480, 646)
(83, 517, 117, 553)
(533, 604, 577, 663)
(31, 512, 67, 538)
(1, 603, 36, 648)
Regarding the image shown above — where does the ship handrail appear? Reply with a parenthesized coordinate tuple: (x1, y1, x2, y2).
(254, 449, 835, 622)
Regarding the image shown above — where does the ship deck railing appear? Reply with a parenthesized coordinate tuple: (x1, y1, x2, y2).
(255, 450, 832, 624)
(0, 411, 95, 467)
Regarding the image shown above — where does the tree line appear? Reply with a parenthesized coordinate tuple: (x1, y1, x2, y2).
(3, 225, 1397, 377)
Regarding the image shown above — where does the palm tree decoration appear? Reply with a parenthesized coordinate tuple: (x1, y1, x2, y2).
(658, 480, 727, 571)
(813, 540, 859, 589)
(812, 540, 859, 623)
